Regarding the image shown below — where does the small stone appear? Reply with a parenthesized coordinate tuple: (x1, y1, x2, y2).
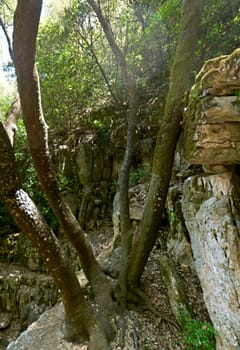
(0, 318, 10, 330)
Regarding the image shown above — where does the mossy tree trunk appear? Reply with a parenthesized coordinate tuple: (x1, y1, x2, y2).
(128, 0, 204, 289)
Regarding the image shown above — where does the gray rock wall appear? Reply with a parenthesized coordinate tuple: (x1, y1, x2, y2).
(182, 48, 240, 349)
(182, 173, 240, 350)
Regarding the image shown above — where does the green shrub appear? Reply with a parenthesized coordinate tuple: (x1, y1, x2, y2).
(178, 310, 216, 350)
(129, 162, 151, 187)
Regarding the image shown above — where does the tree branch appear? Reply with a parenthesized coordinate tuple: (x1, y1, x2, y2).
(0, 15, 14, 62)
(87, 0, 140, 301)
(76, 25, 120, 105)
(13, 0, 106, 288)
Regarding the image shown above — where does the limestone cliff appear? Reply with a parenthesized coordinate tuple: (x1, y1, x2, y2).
(183, 48, 240, 350)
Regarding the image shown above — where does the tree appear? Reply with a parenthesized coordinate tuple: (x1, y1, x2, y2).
(127, 0, 204, 290)
(86, 0, 140, 307)
(199, 0, 239, 60)
(36, 0, 181, 134)
(87, 0, 204, 305)
(2, 1, 115, 349)
(0, 0, 204, 348)
(37, 2, 117, 132)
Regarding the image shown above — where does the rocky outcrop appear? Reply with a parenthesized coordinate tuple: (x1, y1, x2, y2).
(57, 124, 156, 231)
(182, 173, 240, 350)
(0, 265, 58, 316)
(184, 48, 240, 168)
(0, 233, 47, 273)
(0, 232, 79, 348)
(0, 263, 59, 349)
(6, 303, 65, 350)
(112, 183, 147, 247)
(182, 48, 240, 350)
(159, 255, 190, 318)
(166, 186, 194, 271)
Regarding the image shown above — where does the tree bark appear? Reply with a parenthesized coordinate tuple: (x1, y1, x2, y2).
(87, 0, 140, 302)
(0, 120, 114, 348)
(12, 0, 114, 314)
(128, 0, 204, 289)
(11, 0, 115, 346)
(0, 121, 91, 342)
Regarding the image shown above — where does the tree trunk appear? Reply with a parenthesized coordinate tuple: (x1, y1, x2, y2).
(13, 0, 114, 318)
(0, 121, 91, 342)
(128, 0, 204, 289)
(8, 0, 115, 347)
(87, 0, 140, 302)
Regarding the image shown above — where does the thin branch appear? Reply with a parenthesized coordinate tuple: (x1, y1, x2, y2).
(0, 15, 14, 62)
(86, 0, 135, 91)
(87, 0, 140, 302)
(76, 25, 120, 105)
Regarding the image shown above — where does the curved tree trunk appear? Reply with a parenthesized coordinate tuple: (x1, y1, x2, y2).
(0, 119, 112, 348)
(13, 0, 100, 283)
(9, 0, 115, 347)
(13, 0, 114, 319)
(128, 0, 204, 289)
(0, 121, 91, 342)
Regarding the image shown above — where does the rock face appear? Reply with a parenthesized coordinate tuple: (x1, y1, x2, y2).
(166, 186, 194, 270)
(0, 264, 58, 317)
(182, 173, 240, 350)
(112, 183, 147, 247)
(159, 255, 190, 318)
(56, 124, 157, 231)
(6, 303, 66, 350)
(184, 48, 240, 167)
(183, 49, 240, 350)
(0, 232, 80, 348)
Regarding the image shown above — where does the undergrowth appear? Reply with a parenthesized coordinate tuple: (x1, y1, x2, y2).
(177, 310, 216, 350)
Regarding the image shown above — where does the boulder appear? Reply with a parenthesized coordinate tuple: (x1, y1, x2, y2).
(6, 304, 65, 350)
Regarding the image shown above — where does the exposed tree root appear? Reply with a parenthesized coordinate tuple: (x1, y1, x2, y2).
(112, 310, 140, 350)
(127, 287, 181, 330)
(88, 324, 112, 350)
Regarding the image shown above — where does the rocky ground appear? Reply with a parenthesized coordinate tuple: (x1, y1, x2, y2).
(0, 217, 212, 350)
